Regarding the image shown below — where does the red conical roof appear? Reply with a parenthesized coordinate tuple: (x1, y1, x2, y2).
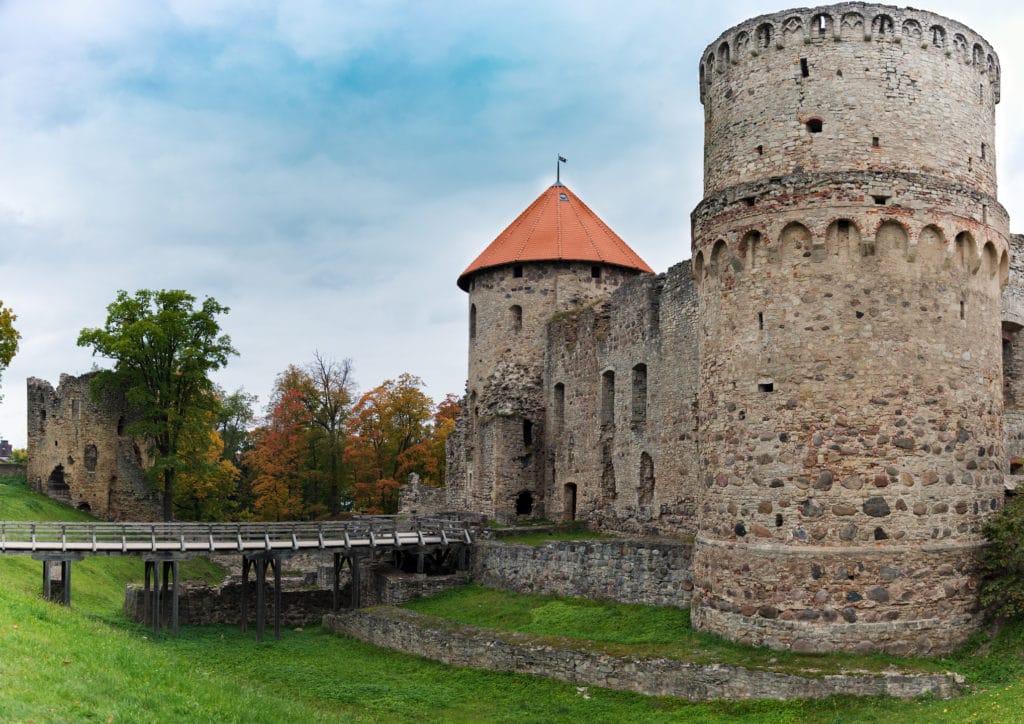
(457, 183, 653, 290)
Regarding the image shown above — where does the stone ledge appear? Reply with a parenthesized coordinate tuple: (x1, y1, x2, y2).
(322, 607, 963, 702)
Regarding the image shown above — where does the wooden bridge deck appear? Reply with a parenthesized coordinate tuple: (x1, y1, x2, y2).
(0, 517, 476, 641)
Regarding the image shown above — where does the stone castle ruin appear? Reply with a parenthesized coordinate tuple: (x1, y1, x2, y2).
(441, 3, 1024, 655)
(27, 373, 160, 520)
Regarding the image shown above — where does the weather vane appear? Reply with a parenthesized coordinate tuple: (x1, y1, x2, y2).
(556, 155, 567, 185)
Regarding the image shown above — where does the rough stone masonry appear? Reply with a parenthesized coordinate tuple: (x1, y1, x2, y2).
(440, 3, 1023, 656)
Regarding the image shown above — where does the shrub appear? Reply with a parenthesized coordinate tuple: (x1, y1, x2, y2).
(979, 495, 1024, 620)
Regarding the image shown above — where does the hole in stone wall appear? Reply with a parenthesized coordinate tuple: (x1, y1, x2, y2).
(756, 145, 763, 155)
(513, 265, 523, 278)
(84, 444, 98, 472)
(515, 491, 534, 515)
(836, 69, 843, 78)
(856, 311, 865, 319)
(522, 419, 533, 447)
(960, 301, 965, 320)
(632, 364, 648, 426)
(758, 382, 774, 393)
(1012, 461, 1024, 475)
(47, 465, 68, 491)
(511, 305, 522, 333)
(77, 502, 91, 512)
(758, 312, 764, 330)
(872, 136, 880, 147)
(743, 196, 756, 206)
(775, 513, 783, 527)
(591, 266, 602, 279)
(117, 416, 125, 436)
(981, 142, 987, 160)
(564, 483, 577, 521)
(800, 58, 809, 77)
(601, 370, 615, 429)
(553, 383, 565, 430)
(806, 118, 823, 134)
(872, 195, 889, 205)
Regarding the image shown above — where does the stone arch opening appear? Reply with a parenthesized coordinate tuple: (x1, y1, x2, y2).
(805, 118, 823, 134)
(973, 44, 984, 67)
(600, 370, 615, 430)
(77, 502, 91, 513)
(982, 242, 999, 278)
(740, 230, 763, 269)
(709, 239, 728, 277)
(902, 19, 922, 42)
(826, 219, 861, 257)
(638, 452, 655, 508)
(955, 231, 979, 273)
(693, 250, 706, 282)
(872, 14, 894, 37)
(875, 220, 909, 259)
(782, 16, 803, 43)
(563, 483, 577, 522)
(756, 22, 773, 49)
(930, 25, 946, 48)
(116, 416, 126, 436)
(553, 383, 565, 432)
(47, 465, 68, 492)
(515, 490, 534, 516)
(1000, 250, 1010, 286)
(917, 224, 946, 265)
(631, 363, 648, 426)
(718, 42, 730, 68)
(812, 13, 832, 37)
(841, 12, 864, 39)
(779, 221, 812, 262)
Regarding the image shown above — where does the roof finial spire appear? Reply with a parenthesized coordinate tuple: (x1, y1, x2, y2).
(556, 155, 567, 186)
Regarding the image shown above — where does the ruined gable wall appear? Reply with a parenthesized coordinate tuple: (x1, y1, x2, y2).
(27, 373, 160, 520)
(545, 261, 700, 535)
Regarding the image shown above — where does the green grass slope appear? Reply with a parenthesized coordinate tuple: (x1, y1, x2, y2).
(3, 474, 1024, 722)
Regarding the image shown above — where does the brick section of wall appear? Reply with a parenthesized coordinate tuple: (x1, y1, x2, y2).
(471, 539, 694, 608)
(323, 607, 963, 702)
(26, 373, 160, 520)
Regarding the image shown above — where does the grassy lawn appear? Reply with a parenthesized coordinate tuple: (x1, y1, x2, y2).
(3, 473, 1024, 722)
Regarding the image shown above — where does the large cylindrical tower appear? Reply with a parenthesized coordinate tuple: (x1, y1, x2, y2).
(691, 4, 1010, 655)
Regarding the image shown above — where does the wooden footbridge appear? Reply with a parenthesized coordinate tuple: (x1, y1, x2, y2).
(0, 517, 474, 641)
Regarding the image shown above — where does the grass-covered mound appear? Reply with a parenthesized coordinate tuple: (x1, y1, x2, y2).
(3, 473, 1024, 722)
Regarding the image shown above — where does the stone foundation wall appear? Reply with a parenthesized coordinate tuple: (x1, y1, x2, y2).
(471, 538, 693, 608)
(323, 607, 962, 702)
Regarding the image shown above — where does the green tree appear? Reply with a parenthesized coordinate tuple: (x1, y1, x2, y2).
(0, 300, 20, 395)
(215, 386, 257, 463)
(980, 495, 1024, 620)
(77, 289, 237, 521)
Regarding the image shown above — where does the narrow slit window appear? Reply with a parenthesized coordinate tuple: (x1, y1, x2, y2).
(800, 58, 809, 77)
(872, 195, 889, 205)
(523, 419, 533, 447)
(511, 305, 522, 333)
(631, 364, 648, 426)
(758, 312, 764, 330)
(591, 266, 602, 279)
(469, 304, 477, 339)
(513, 265, 523, 278)
(758, 382, 774, 393)
(960, 301, 965, 320)
(600, 370, 615, 429)
(756, 144, 764, 155)
(981, 143, 987, 160)
(872, 136, 880, 147)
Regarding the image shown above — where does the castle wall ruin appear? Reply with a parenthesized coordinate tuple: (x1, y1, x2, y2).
(26, 373, 160, 520)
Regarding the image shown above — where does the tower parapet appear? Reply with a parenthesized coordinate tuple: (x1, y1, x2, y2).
(691, 3, 1009, 655)
(700, 4, 1001, 198)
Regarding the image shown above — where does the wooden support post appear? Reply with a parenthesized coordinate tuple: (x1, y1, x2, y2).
(272, 557, 282, 640)
(332, 552, 340, 612)
(171, 560, 179, 637)
(255, 558, 266, 642)
(241, 556, 250, 633)
(42, 561, 51, 601)
(152, 560, 162, 638)
(349, 555, 360, 610)
(61, 560, 71, 606)
(143, 561, 152, 626)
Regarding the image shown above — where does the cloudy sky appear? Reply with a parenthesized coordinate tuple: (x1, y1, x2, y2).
(0, 0, 1022, 447)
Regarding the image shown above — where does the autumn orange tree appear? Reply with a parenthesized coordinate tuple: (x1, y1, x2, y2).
(246, 388, 311, 520)
(346, 373, 452, 513)
(173, 420, 241, 521)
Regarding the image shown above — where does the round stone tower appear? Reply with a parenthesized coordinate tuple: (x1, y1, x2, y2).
(454, 181, 652, 520)
(690, 4, 1010, 655)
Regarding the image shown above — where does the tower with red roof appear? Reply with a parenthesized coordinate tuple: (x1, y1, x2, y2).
(451, 181, 652, 520)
